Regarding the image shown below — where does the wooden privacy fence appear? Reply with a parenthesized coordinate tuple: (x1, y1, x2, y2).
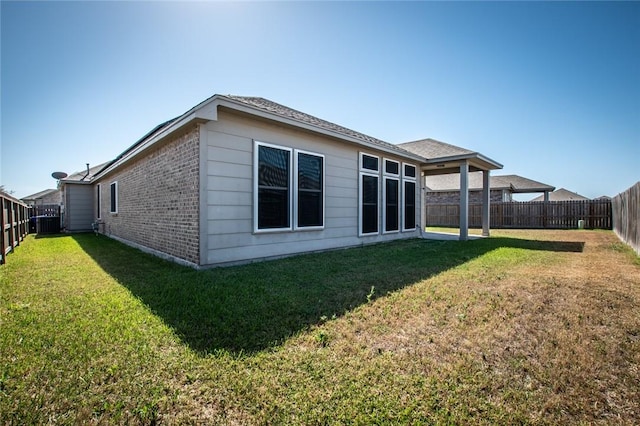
(612, 181, 640, 255)
(1, 194, 30, 265)
(427, 200, 612, 230)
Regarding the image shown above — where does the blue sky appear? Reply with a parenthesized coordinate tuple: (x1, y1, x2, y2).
(2, 1, 639, 200)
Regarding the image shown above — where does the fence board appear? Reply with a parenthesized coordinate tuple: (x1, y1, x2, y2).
(426, 200, 612, 230)
(612, 182, 640, 255)
(1, 194, 29, 265)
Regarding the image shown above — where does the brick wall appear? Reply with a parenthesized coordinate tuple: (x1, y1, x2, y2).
(427, 189, 506, 204)
(38, 191, 62, 205)
(95, 125, 200, 265)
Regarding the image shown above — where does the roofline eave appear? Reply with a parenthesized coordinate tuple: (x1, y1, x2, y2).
(217, 97, 426, 163)
(423, 152, 503, 171)
(95, 95, 427, 181)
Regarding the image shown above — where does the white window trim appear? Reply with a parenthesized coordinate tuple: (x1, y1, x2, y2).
(383, 176, 400, 234)
(383, 158, 400, 177)
(402, 180, 417, 232)
(109, 181, 118, 214)
(402, 162, 418, 232)
(383, 158, 401, 234)
(359, 172, 380, 237)
(359, 152, 380, 237)
(360, 152, 380, 173)
(402, 163, 417, 180)
(294, 149, 325, 231)
(253, 141, 293, 233)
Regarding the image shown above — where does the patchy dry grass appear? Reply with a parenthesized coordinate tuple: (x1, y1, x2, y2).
(1, 230, 639, 424)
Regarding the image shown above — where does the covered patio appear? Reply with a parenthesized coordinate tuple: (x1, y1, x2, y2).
(398, 138, 503, 241)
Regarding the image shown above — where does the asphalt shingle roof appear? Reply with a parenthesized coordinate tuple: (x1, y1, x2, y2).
(21, 188, 58, 200)
(531, 188, 589, 201)
(225, 96, 420, 158)
(397, 138, 475, 159)
(63, 162, 111, 182)
(426, 173, 554, 193)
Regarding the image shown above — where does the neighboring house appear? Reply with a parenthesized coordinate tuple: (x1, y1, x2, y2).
(21, 188, 61, 207)
(531, 188, 589, 202)
(59, 163, 109, 232)
(62, 95, 502, 267)
(424, 173, 555, 203)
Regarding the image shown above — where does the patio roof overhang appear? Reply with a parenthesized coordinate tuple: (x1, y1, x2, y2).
(421, 153, 503, 175)
(419, 152, 502, 242)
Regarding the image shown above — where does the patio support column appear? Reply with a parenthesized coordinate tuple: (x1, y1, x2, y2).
(459, 161, 469, 241)
(482, 170, 490, 237)
(420, 172, 427, 236)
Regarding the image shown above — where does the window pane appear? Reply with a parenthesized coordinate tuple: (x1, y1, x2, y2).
(258, 188, 289, 229)
(298, 191, 322, 227)
(363, 175, 378, 204)
(362, 155, 379, 171)
(404, 164, 416, 178)
(404, 181, 416, 229)
(110, 183, 117, 212)
(385, 160, 399, 175)
(297, 153, 323, 228)
(298, 153, 322, 190)
(385, 179, 399, 232)
(259, 146, 289, 188)
(96, 185, 101, 218)
(361, 175, 378, 234)
(257, 144, 290, 230)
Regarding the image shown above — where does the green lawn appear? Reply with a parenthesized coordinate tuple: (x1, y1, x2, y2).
(1, 231, 639, 424)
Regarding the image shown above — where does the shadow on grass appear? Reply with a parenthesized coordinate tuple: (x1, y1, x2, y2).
(33, 232, 68, 239)
(72, 234, 583, 356)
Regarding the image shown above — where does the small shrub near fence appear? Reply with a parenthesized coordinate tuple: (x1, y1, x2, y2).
(427, 199, 612, 230)
(1, 194, 30, 265)
(612, 181, 640, 255)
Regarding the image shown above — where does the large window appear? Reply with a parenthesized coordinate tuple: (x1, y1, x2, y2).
(359, 153, 379, 236)
(403, 164, 417, 231)
(254, 141, 324, 232)
(383, 159, 400, 233)
(296, 151, 324, 229)
(256, 143, 292, 230)
(360, 154, 418, 236)
(109, 182, 118, 214)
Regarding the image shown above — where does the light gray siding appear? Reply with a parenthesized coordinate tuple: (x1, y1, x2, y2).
(202, 110, 421, 266)
(65, 184, 93, 231)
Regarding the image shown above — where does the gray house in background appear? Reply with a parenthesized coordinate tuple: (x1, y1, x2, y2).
(59, 163, 108, 232)
(21, 188, 61, 207)
(60, 94, 502, 267)
(531, 188, 589, 202)
(425, 172, 555, 203)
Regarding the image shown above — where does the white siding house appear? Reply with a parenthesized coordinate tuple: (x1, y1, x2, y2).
(71, 94, 501, 267)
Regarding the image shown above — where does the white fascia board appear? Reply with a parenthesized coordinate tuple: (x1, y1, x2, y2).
(424, 153, 503, 171)
(59, 180, 92, 186)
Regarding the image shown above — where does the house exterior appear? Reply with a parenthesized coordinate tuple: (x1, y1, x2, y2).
(531, 188, 589, 202)
(59, 163, 109, 232)
(65, 95, 502, 267)
(21, 188, 61, 207)
(424, 173, 555, 203)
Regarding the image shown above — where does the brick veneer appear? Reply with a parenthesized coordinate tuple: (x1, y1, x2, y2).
(96, 125, 200, 264)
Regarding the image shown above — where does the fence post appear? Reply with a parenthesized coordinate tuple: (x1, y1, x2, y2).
(1, 197, 6, 265)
